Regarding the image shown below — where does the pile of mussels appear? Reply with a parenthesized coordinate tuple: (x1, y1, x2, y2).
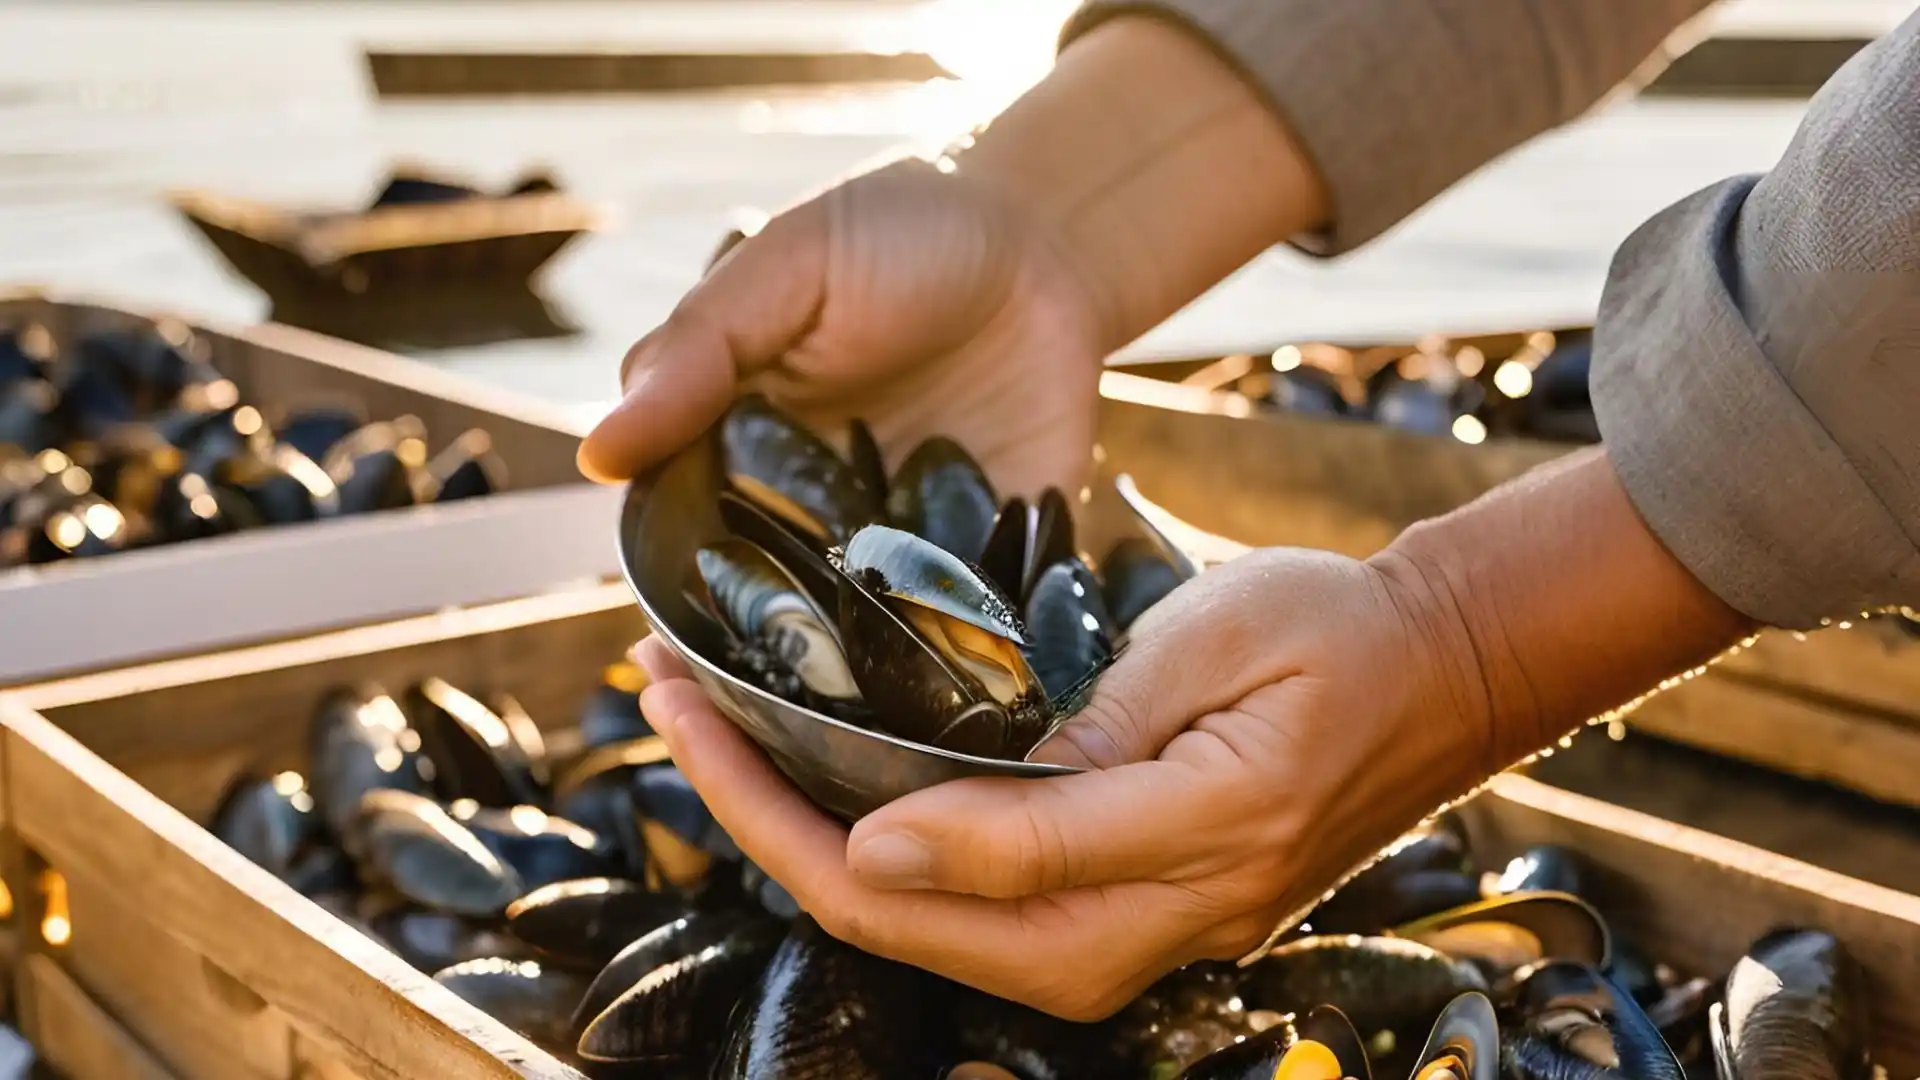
(680, 394, 1191, 761)
(0, 319, 504, 568)
(213, 666, 1876, 1080)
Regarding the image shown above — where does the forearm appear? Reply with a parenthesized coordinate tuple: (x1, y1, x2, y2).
(957, 16, 1329, 353)
(1371, 448, 1757, 769)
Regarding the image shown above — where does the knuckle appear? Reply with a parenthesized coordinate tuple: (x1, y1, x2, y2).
(1004, 804, 1075, 896)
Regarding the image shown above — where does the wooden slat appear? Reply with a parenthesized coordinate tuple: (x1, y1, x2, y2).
(0, 704, 583, 1080)
(364, 50, 953, 97)
(14, 585, 643, 821)
(1628, 669, 1920, 811)
(23, 954, 180, 1080)
(1465, 775, 1920, 1074)
(1717, 623, 1920, 719)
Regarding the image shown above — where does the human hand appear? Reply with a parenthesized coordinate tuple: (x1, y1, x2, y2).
(575, 157, 1113, 499)
(633, 544, 1515, 1019)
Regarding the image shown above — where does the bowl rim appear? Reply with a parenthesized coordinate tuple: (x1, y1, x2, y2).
(616, 474, 1083, 778)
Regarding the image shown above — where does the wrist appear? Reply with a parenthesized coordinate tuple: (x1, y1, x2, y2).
(949, 14, 1329, 353)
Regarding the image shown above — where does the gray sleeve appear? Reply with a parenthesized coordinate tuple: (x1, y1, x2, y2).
(1059, 0, 1713, 253)
(1592, 11, 1920, 630)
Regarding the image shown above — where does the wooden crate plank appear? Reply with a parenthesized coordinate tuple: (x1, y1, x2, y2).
(0, 703, 581, 1080)
(24, 954, 180, 1080)
(1467, 775, 1920, 1073)
(1628, 670, 1920, 810)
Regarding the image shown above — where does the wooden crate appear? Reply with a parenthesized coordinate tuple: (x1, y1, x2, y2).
(1092, 369, 1920, 809)
(5, 586, 1920, 1077)
(0, 291, 623, 686)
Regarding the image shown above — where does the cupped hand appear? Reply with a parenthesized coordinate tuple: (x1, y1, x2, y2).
(633, 545, 1511, 1020)
(576, 157, 1114, 499)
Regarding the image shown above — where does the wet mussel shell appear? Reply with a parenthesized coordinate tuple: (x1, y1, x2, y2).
(712, 917, 954, 1080)
(1100, 537, 1187, 636)
(1409, 992, 1500, 1080)
(1493, 846, 1585, 898)
(1310, 818, 1475, 935)
(1175, 1005, 1371, 1080)
(504, 878, 689, 971)
(1507, 961, 1686, 1080)
(1393, 891, 1612, 976)
(1023, 557, 1117, 705)
(370, 906, 526, 974)
(450, 802, 623, 890)
(409, 678, 550, 809)
(572, 910, 778, 1037)
(310, 685, 432, 837)
(433, 958, 589, 1059)
(209, 771, 328, 883)
(347, 790, 523, 919)
(1240, 936, 1487, 1080)
(888, 436, 998, 564)
(1711, 928, 1871, 1080)
(424, 429, 507, 503)
(576, 913, 786, 1070)
(580, 661, 653, 749)
(720, 392, 883, 546)
(696, 537, 862, 711)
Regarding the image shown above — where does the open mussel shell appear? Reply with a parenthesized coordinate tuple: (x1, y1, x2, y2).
(1710, 928, 1870, 1080)
(1409, 992, 1499, 1080)
(718, 392, 883, 546)
(1508, 961, 1685, 1080)
(618, 436, 1076, 824)
(1393, 891, 1612, 974)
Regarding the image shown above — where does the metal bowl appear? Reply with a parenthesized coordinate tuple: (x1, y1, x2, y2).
(616, 435, 1080, 823)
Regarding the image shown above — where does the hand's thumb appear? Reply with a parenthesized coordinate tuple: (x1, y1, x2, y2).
(577, 207, 827, 482)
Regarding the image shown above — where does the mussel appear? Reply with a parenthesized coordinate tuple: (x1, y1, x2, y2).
(695, 538, 862, 714)
(719, 393, 883, 546)
(1711, 928, 1870, 1080)
(1505, 961, 1686, 1080)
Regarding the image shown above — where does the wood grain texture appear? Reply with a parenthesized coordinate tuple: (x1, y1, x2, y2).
(0, 703, 584, 1080)
(1717, 621, 1920, 720)
(1629, 669, 1920, 810)
(23, 954, 179, 1080)
(1466, 775, 1920, 1074)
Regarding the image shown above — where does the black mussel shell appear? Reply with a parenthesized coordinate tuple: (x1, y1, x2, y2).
(209, 771, 327, 882)
(1604, 939, 1664, 1009)
(581, 661, 652, 749)
(152, 469, 265, 541)
(839, 524, 1046, 756)
(576, 913, 786, 1069)
(1493, 846, 1585, 897)
(408, 678, 550, 808)
(977, 496, 1029, 603)
(1409, 992, 1499, 1080)
(0, 329, 41, 385)
(1269, 365, 1351, 416)
(284, 846, 358, 898)
(1100, 537, 1187, 634)
(951, 983, 1138, 1080)
(373, 173, 482, 208)
(1712, 928, 1870, 1080)
(450, 802, 623, 891)
(73, 325, 209, 415)
(697, 538, 861, 710)
(275, 404, 367, 463)
(1023, 557, 1116, 705)
(740, 860, 801, 920)
(1175, 1005, 1368, 1080)
(423, 429, 506, 503)
(309, 684, 432, 837)
(887, 436, 998, 564)
(1021, 488, 1077, 603)
(713, 916, 954, 1080)
(504, 878, 688, 971)
(323, 418, 429, 514)
(433, 958, 588, 1057)
(0, 379, 63, 455)
(347, 789, 524, 918)
(371, 907, 526, 974)
(633, 766, 738, 887)
(553, 740, 669, 882)
(717, 490, 846, 623)
(572, 910, 780, 1037)
(1393, 891, 1612, 974)
(14, 491, 131, 563)
(1311, 819, 1474, 934)
(1241, 935, 1488, 1080)
(718, 393, 883, 546)
(847, 418, 889, 506)
(1119, 962, 1277, 1076)
(212, 444, 338, 524)
(1508, 961, 1685, 1080)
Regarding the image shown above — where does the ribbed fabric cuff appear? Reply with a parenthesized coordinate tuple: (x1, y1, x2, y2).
(1060, 0, 1574, 255)
(1592, 177, 1920, 629)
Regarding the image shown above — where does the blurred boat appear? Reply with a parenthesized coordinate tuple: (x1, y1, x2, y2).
(171, 167, 607, 349)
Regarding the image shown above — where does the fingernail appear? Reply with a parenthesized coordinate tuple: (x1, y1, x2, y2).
(619, 336, 663, 396)
(849, 832, 933, 889)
